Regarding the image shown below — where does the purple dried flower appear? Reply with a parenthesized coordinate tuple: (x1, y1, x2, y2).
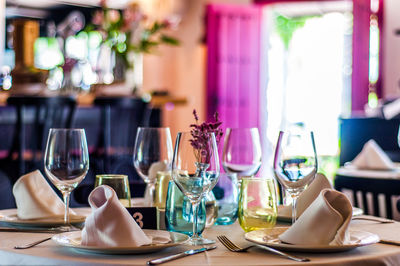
(190, 109, 223, 164)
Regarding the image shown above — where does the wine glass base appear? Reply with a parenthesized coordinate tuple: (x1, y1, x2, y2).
(187, 238, 216, 245)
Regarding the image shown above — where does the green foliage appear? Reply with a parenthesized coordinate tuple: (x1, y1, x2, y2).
(274, 13, 317, 50)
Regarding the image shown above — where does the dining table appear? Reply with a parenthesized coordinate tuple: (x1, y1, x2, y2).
(1, 214, 400, 266)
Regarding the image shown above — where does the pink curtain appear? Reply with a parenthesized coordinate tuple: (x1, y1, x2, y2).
(352, 0, 371, 112)
(206, 4, 261, 130)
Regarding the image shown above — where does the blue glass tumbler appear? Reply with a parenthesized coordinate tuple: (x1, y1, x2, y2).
(165, 181, 206, 236)
(213, 173, 239, 225)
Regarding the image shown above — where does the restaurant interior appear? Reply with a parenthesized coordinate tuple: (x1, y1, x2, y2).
(1, 0, 400, 265)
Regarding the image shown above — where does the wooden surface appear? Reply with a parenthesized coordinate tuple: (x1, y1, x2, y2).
(0, 91, 187, 108)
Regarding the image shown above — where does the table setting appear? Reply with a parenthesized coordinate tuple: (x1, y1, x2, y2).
(1, 113, 400, 265)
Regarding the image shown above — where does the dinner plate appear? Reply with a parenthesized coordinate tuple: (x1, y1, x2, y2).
(52, 230, 189, 254)
(277, 206, 364, 223)
(0, 208, 90, 227)
(245, 227, 379, 253)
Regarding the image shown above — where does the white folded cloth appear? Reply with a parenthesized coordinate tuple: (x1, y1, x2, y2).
(12, 170, 75, 220)
(351, 139, 395, 170)
(279, 173, 332, 218)
(148, 161, 168, 183)
(279, 189, 352, 245)
(81, 185, 170, 247)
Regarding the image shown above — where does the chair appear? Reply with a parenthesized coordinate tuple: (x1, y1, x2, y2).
(0, 170, 16, 209)
(93, 96, 149, 174)
(73, 97, 150, 205)
(4, 96, 76, 182)
(335, 174, 400, 219)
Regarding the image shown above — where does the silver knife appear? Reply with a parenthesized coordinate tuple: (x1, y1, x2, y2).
(147, 245, 217, 265)
(0, 227, 79, 233)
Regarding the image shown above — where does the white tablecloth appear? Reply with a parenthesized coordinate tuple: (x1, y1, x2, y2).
(2, 218, 400, 265)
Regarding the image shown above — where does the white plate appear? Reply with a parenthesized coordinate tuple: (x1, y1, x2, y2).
(245, 227, 379, 253)
(277, 206, 363, 223)
(52, 230, 189, 254)
(0, 208, 90, 227)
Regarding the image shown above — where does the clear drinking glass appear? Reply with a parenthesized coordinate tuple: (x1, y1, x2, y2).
(171, 132, 220, 245)
(222, 128, 262, 181)
(238, 177, 277, 232)
(95, 174, 131, 207)
(44, 128, 89, 226)
(133, 127, 173, 206)
(273, 130, 318, 224)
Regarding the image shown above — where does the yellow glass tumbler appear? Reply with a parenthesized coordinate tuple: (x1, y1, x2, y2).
(153, 171, 171, 209)
(238, 177, 277, 232)
(95, 175, 131, 207)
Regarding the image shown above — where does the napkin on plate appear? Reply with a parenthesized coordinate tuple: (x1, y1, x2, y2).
(81, 185, 171, 247)
(12, 170, 75, 220)
(279, 173, 333, 218)
(351, 139, 395, 170)
(279, 189, 352, 245)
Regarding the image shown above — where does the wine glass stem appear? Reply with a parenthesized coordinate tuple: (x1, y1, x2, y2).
(291, 195, 298, 224)
(62, 191, 71, 225)
(192, 201, 200, 240)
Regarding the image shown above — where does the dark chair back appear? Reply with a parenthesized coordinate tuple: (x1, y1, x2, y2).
(6, 96, 76, 181)
(335, 174, 400, 219)
(73, 97, 149, 206)
(93, 97, 148, 174)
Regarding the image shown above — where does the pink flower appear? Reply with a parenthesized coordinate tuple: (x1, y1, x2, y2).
(106, 10, 120, 23)
(92, 10, 104, 25)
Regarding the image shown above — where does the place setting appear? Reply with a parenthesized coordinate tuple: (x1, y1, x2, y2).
(1, 114, 398, 265)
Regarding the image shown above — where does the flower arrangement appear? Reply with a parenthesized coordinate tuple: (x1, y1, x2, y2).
(190, 110, 223, 164)
(87, 0, 179, 69)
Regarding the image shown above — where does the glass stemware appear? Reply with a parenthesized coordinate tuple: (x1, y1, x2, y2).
(273, 130, 317, 224)
(44, 128, 89, 226)
(222, 128, 262, 181)
(133, 127, 173, 206)
(171, 132, 220, 245)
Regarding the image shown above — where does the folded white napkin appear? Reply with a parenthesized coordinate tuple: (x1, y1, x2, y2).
(352, 139, 395, 170)
(279, 173, 333, 218)
(148, 161, 168, 183)
(81, 185, 170, 247)
(279, 189, 352, 245)
(12, 170, 75, 220)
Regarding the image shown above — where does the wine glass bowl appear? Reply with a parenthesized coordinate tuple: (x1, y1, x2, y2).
(222, 128, 262, 179)
(273, 130, 317, 224)
(44, 128, 89, 225)
(171, 132, 220, 245)
(133, 127, 173, 206)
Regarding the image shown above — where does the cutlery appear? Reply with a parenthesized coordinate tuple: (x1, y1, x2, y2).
(0, 227, 76, 233)
(352, 216, 395, 223)
(14, 237, 53, 249)
(14, 227, 81, 249)
(217, 235, 309, 262)
(147, 245, 217, 265)
(379, 239, 400, 246)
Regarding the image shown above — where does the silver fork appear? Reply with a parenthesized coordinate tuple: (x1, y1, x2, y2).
(14, 237, 53, 249)
(217, 235, 310, 262)
(14, 226, 81, 249)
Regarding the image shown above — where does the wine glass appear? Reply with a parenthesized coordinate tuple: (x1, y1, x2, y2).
(222, 128, 262, 181)
(133, 127, 173, 206)
(172, 132, 220, 245)
(273, 130, 317, 224)
(44, 128, 89, 226)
